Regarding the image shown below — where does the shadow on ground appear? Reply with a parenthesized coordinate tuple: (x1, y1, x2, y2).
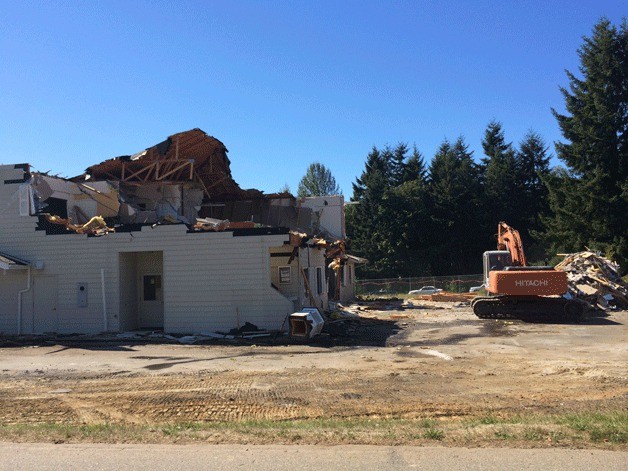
(0, 318, 402, 351)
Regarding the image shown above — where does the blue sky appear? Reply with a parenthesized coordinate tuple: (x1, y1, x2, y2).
(1, 1, 625, 196)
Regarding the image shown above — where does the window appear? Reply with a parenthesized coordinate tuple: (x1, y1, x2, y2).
(143, 275, 162, 301)
(348, 264, 353, 284)
(316, 267, 324, 295)
(340, 265, 346, 286)
(279, 266, 291, 284)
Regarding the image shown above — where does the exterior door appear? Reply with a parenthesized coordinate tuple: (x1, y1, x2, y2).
(139, 273, 164, 328)
(32, 275, 58, 333)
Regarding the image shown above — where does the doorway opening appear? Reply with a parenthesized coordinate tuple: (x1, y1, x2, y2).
(119, 251, 164, 330)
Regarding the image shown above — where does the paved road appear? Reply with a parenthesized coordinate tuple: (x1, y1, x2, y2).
(0, 443, 625, 471)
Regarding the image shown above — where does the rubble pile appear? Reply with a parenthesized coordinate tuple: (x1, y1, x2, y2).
(556, 251, 628, 310)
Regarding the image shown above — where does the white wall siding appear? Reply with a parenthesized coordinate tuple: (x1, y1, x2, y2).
(0, 165, 293, 335)
(0, 271, 25, 334)
(340, 262, 356, 303)
(298, 196, 345, 239)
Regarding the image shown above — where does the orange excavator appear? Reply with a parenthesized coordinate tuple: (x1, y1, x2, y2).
(471, 222, 584, 321)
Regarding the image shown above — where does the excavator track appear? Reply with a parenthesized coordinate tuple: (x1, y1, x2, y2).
(471, 295, 585, 322)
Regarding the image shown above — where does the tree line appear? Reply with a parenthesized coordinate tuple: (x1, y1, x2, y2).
(299, 19, 627, 277)
(345, 122, 558, 277)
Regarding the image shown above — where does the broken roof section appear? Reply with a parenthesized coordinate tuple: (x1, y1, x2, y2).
(22, 128, 356, 247)
(76, 128, 261, 202)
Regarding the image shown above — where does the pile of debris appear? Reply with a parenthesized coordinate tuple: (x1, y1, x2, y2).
(193, 217, 257, 231)
(556, 251, 628, 310)
(115, 322, 280, 344)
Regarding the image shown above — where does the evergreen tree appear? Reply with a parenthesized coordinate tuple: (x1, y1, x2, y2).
(350, 147, 390, 201)
(540, 168, 592, 258)
(481, 121, 522, 230)
(346, 143, 432, 277)
(481, 120, 512, 167)
(390, 142, 410, 186)
(428, 137, 484, 275)
(517, 131, 551, 199)
(544, 18, 628, 270)
(400, 145, 428, 184)
(516, 131, 552, 260)
(297, 162, 341, 197)
(346, 147, 395, 277)
(382, 145, 432, 276)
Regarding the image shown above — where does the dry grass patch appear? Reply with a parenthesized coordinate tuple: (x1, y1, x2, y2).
(1, 411, 625, 448)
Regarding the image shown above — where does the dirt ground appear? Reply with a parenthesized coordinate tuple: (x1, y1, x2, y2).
(0, 300, 626, 447)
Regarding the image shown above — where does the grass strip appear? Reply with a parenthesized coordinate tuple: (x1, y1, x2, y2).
(0, 411, 625, 448)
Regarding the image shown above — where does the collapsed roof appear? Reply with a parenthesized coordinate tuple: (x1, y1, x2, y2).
(22, 129, 348, 243)
(75, 128, 262, 201)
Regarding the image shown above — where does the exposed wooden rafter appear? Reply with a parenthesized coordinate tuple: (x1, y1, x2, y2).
(115, 159, 195, 183)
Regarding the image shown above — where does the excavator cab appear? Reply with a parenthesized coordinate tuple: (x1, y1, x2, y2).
(482, 250, 511, 287)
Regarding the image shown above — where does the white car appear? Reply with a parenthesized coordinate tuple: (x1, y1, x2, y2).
(408, 286, 442, 295)
(469, 285, 484, 293)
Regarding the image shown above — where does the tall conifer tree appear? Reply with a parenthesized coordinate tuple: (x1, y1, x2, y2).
(544, 18, 627, 270)
(346, 147, 395, 277)
(347, 143, 433, 277)
(517, 131, 552, 260)
(384, 145, 432, 275)
(428, 137, 484, 274)
(481, 121, 522, 230)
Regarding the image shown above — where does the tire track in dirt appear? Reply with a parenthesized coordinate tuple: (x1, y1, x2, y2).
(1, 358, 625, 426)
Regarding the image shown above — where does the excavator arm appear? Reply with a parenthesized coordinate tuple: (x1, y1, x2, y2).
(496, 221, 527, 267)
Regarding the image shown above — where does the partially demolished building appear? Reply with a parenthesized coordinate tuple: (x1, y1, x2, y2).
(0, 129, 364, 335)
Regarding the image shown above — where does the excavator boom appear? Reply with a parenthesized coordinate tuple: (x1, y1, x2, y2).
(497, 222, 526, 267)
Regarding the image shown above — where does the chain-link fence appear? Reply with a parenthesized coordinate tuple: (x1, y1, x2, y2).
(355, 274, 483, 296)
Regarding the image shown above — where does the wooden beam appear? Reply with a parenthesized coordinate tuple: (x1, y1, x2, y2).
(193, 168, 212, 200)
(143, 161, 158, 182)
(205, 175, 228, 190)
(156, 160, 193, 181)
(287, 247, 299, 265)
(123, 162, 156, 182)
(98, 170, 120, 180)
(301, 268, 317, 307)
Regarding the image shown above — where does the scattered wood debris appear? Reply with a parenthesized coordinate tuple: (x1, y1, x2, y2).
(555, 251, 628, 310)
(407, 292, 474, 303)
(193, 217, 258, 231)
(431, 292, 475, 303)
